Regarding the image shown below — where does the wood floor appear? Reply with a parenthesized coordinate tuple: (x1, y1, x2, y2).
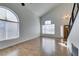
(0, 37, 70, 56)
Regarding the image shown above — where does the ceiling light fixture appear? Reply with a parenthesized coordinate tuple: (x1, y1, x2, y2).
(63, 14, 70, 20)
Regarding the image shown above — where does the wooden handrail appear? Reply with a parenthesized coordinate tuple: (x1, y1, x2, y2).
(68, 3, 79, 37)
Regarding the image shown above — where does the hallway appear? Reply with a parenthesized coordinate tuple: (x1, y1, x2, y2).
(0, 37, 70, 56)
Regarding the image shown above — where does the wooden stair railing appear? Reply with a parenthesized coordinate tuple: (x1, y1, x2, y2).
(68, 3, 79, 37)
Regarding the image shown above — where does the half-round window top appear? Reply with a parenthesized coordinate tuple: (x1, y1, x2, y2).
(0, 6, 19, 22)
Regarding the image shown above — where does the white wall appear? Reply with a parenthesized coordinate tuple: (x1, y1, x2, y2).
(0, 3, 40, 49)
(67, 11, 79, 55)
(40, 3, 73, 38)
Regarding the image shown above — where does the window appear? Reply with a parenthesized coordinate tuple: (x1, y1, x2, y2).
(45, 20, 51, 25)
(6, 22, 19, 39)
(0, 6, 19, 41)
(42, 20, 55, 34)
(0, 20, 5, 41)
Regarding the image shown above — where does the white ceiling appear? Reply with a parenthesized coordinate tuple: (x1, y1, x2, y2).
(26, 3, 60, 17)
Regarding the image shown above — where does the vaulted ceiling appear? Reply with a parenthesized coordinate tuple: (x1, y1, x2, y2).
(26, 3, 60, 17)
(0, 3, 60, 17)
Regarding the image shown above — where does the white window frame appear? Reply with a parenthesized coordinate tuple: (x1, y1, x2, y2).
(0, 6, 19, 41)
(42, 20, 55, 34)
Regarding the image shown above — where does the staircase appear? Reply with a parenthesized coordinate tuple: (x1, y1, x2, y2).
(68, 3, 79, 37)
(67, 3, 79, 56)
(63, 3, 79, 45)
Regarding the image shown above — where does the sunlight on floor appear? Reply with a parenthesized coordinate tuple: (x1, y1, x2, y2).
(58, 43, 67, 47)
(42, 38, 55, 55)
(6, 49, 19, 56)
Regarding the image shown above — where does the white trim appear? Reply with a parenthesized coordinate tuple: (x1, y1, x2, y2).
(0, 33, 40, 49)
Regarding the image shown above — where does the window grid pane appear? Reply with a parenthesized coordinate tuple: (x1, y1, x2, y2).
(0, 8, 6, 19)
(0, 20, 6, 41)
(42, 24, 55, 34)
(45, 20, 51, 25)
(7, 10, 18, 22)
(6, 22, 19, 40)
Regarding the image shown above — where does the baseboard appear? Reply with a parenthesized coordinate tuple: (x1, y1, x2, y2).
(0, 34, 40, 49)
(40, 35, 63, 39)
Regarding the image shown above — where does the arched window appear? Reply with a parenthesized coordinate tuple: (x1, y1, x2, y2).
(0, 6, 19, 41)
